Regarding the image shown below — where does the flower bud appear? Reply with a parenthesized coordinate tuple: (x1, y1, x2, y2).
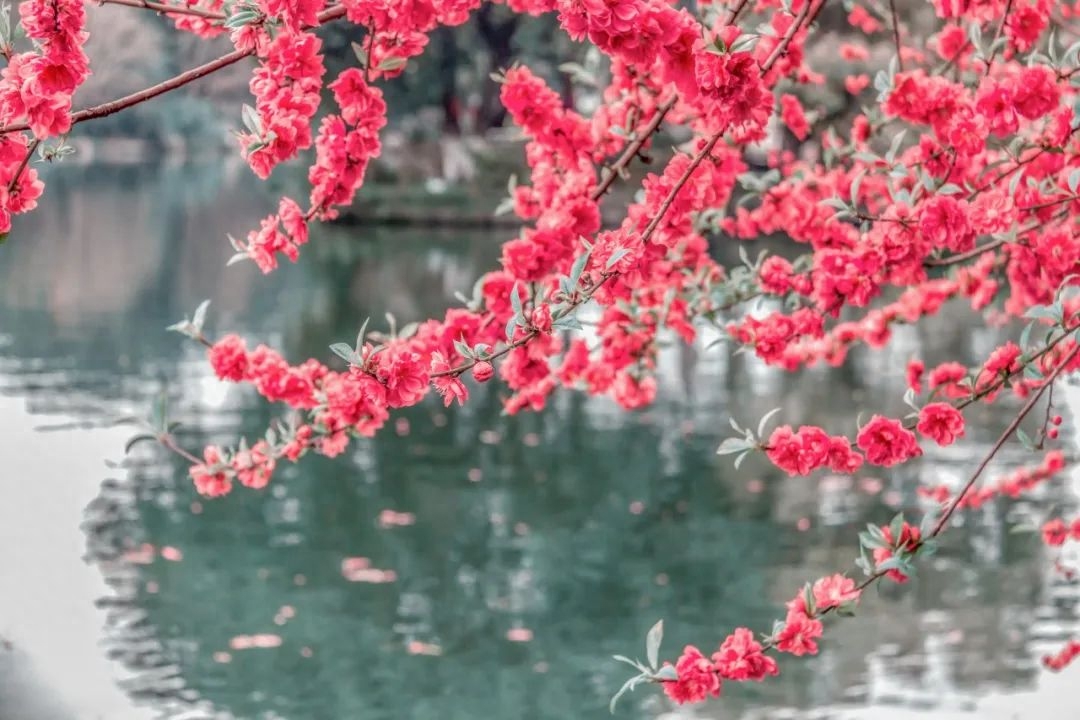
(472, 361, 494, 383)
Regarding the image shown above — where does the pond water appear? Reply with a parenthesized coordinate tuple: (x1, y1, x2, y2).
(1, 162, 1079, 720)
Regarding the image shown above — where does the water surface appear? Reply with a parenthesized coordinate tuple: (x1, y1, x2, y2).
(1, 162, 1078, 720)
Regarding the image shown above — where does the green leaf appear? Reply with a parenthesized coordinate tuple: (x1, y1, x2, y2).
(329, 343, 355, 364)
(569, 248, 591, 287)
(1019, 320, 1035, 352)
(757, 407, 782, 438)
(857, 543, 875, 577)
(124, 433, 157, 455)
(191, 299, 210, 332)
(377, 56, 407, 72)
(553, 316, 583, 331)
(453, 339, 473, 360)
(653, 665, 678, 681)
(505, 316, 517, 344)
(355, 317, 371, 352)
(151, 393, 168, 432)
(886, 129, 906, 164)
(240, 103, 261, 134)
(606, 247, 631, 270)
(1024, 304, 1058, 321)
(609, 674, 644, 714)
(889, 512, 905, 544)
(645, 620, 663, 671)
(717, 437, 751, 455)
(920, 505, 941, 536)
(612, 655, 646, 672)
(351, 41, 368, 66)
(510, 284, 523, 315)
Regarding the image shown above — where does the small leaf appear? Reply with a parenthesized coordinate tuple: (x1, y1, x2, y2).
(191, 299, 210, 332)
(569, 248, 591, 287)
(645, 620, 663, 670)
(553, 316, 583, 331)
(733, 449, 751, 470)
(1068, 168, 1080, 194)
(1019, 320, 1035, 352)
(124, 433, 157, 455)
(653, 665, 678, 681)
(510, 284, 523, 315)
(886, 129, 907, 164)
(609, 675, 642, 714)
(330, 343, 355, 363)
(152, 394, 168, 432)
(241, 103, 261, 134)
(612, 655, 645, 671)
(377, 56, 407, 72)
(717, 437, 751, 455)
(606, 247, 631, 270)
(505, 316, 517, 344)
(351, 41, 368, 66)
(757, 407, 782, 438)
(356, 317, 371, 353)
(889, 512, 905, 544)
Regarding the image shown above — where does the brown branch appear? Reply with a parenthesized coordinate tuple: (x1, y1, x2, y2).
(7, 139, 38, 194)
(639, 131, 724, 242)
(160, 433, 203, 465)
(724, 0, 751, 26)
(0, 5, 348, 136)
(984, 0, 1014, 75)
(889, 0, 904, 72)
(92, 0, 227, 20)
(924, 237, 1007, 267)
(761, 0, 824, 72)
(591, 97, 675, 201)
(932, 342, 1080, 535)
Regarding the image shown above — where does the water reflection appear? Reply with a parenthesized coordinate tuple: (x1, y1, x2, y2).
(0, 162, 1078, 720)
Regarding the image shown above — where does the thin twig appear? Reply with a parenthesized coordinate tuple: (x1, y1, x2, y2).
(591, 98, 676, 201)
(7, 139, 38, 194)
(932, 342, 1080, 535)
(0, 5, 349, 136)
(724, 0, 751, 26)
(889, 0, 904, 72)
(93, 0, 227, 20)
(984, 0, 1014, 75)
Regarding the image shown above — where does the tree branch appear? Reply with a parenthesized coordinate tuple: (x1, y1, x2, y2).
(0, 4, 348, 136)
(92, 0, 227, 20)
(889, 0, 904, 72)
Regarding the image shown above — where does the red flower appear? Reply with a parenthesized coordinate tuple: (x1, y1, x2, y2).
(712, 628, 778, 682)
(430, 351, 468, 407)
(775, 609, 822, 656)
(530, 304, 553, 334)
(917, 403, 965, 446)
(189, 446, 232, 498)
(812, 574, 861, 610)
(918, 195, 975, 253)
(663, 645, 721, 705)
(377, 347, 430, 408)
(856, 415, 922, 467)
(209, 334, 249, 382)
(1043, 518, 1068, 547)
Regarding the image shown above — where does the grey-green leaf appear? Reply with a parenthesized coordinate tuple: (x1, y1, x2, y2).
(645, 620, 663, 671)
